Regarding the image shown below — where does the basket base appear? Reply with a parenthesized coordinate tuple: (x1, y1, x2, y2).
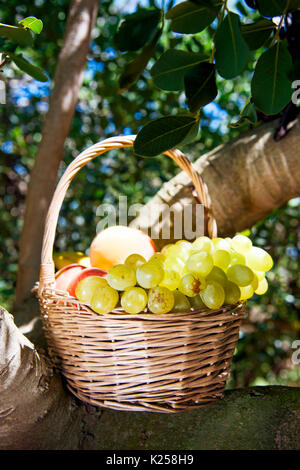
(66, 382, 225, 413)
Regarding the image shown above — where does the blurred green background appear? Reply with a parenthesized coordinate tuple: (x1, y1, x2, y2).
(0, 0, 299, 388)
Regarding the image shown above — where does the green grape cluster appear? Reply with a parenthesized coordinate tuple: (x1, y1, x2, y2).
(75, 234, 273, 315)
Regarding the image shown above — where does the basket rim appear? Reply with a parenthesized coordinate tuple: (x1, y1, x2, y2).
(35, 283, 247, 322)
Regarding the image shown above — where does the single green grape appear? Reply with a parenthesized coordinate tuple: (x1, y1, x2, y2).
(176, 240, 192, 251)
(189, 294, 206, 309)
(178, 272, 206, 297)
(191, 236, 214, 254)
(161, 243, 172, 255)
(147, 286, 174, 314)
(246, 247, 273, 272)
(91, 286, 119, 314)
(213, 249, 231, 270)
(251, 273, 259, 291)
(160, 269, 181, 290)
(224, 281, 241, 305)
(255, 277, 268, 295)
(239, 285, 254, 300)
(200, 281, 225, 309)
(172, 290, 191, 313)
(164, 256, 185, 273)
(186, 251, 213, 277)
(227, 264, 254, 287)
(107, 264, 136, 291)
(212, 237, 231, 252)
(121, 286, 148, 313)
(75, 276, 108, 304)
(206, 266, 227, 286)
(148, 253, 166, 267)
(254, 270, 265, 281)
(125, 253, 146, 270)
(167, 244, 190, 262)
(136, 262, 164, 289)
(230, 250, 246, 266)
(231, 234, 252, 254)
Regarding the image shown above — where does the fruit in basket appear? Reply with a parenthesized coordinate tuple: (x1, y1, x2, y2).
(206, 266, 227, 286)
(121, 286, 148, 314)
(147, 286, 174, 314)
(107, 264, 136, 290)
(186, 251, 214, 277)
(255, 277, 268, 295)
(159, 269, 181, 290)
(189, 293, 206, 309)
(245, 246, 273, 272)
(124, 253, 146, 270)
(191, 236, 213, 253)
(231, 234, 252, 254)
(200, 281, 225, 309)
(172, 290, 191, 313)
(136, 262, 164, 289)
(212, 250, 231, 270)
(91, 285, 119, 314)
(74, 232, 274, 314)
(226, 264, 254, 287)
(90, 225, 156, 270)
(178, 272, 206, 297)
(75, 276, 108, 304)
(224, 281, 241, 305)
(68, 267, 107, 297)
(55, 264, 85, 292)
(53, 251, 90, 270)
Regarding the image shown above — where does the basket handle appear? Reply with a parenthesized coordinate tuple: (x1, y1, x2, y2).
(39, 135, 217, 290)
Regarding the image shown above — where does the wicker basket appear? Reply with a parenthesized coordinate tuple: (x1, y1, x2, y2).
(37, 135, 246, 413)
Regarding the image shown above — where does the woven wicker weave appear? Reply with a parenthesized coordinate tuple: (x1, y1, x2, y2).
(37, 135, 246, 413)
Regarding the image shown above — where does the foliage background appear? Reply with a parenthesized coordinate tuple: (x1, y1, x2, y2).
(0, 0, 299, 388)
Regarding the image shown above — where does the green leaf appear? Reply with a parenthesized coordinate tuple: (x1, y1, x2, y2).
(119, 29, 162, 92)
(256, 0, 289, 17)
(19, 16, 43, 34)
(166, 1, 217, 34)
(179, 118, 200, 145)
(214, 12, 250, 79)
(228, 102, 258, 128)
(151, 50, 209, 91)
(184, 62, 218, 113)
(134, 115, 198, 157)
(0, 23, 33, 47)
(9, 53, 48, 82)
(241, 18, 275, 50)
(115, 8, 161, 52)
(251, 41, 293, 115)
(190, 0, 219, 14)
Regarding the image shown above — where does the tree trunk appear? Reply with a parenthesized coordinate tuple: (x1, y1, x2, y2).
(131, 118, 300, 250)
(15, 0, 98, 307)
(0, 306, 299, 450)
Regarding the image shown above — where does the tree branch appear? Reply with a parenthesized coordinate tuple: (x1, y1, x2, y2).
(15, 0, 99, 307)
(131, 118, 300, 249)
(1, 305, 300, 450)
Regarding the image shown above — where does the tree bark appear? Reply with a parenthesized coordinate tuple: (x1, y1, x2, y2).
(131, 118, 300, 250)
(0, 306, 299, 450)
(15, 0, 99, 307)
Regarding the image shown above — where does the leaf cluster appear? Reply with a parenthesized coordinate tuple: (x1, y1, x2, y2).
(114, 0, 300, 156)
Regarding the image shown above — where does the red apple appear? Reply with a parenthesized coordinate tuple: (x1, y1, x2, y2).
(67, 267, 107, 297)
(55, 264, 85, 293)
